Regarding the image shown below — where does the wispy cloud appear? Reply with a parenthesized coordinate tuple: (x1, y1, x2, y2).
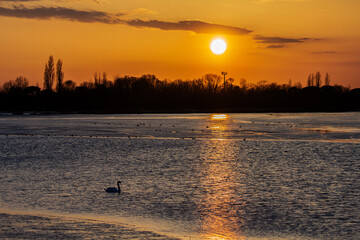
(0, 0, 37, 2)
(266, 44, 285, 48)
(0, 5, 252, 35)
(312, 51, 336, 54)
(125, 19, 252, 35)
(0, 5, 312, 48)
(254, 36, 311, 43)
(0, 0, 105, 3)
(0, 6, 124, 23)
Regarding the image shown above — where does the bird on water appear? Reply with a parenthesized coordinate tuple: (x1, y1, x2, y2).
(105, 181, 121, 193)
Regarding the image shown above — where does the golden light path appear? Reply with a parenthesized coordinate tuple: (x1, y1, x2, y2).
(211, 114, 228, 120)
(197, 114, 246, 239)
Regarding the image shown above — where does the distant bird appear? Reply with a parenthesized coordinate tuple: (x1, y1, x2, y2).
(105, 181, 121, 193)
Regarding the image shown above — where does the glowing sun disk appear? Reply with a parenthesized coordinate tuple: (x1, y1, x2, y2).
(210, 39, 227, 55)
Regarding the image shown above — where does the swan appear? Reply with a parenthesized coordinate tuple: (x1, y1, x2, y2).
(105, 181, 121, 193)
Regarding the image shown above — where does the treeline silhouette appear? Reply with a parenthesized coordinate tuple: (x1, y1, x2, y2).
(1, 74, 359, 113)
(1, 57, 359, 113)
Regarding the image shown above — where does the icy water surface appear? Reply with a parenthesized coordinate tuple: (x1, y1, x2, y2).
(0, 113, 359, 239)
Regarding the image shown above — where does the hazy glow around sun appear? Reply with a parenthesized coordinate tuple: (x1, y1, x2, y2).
(210, 38, 227, 55)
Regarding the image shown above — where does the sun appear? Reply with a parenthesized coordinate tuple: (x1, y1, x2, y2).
(210, 38, 227, 55)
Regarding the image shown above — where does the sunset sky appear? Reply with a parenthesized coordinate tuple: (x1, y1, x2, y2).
(0, 0, 359, 88)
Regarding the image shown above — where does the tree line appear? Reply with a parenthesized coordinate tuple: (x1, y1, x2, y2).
(1, 56, 359, 113)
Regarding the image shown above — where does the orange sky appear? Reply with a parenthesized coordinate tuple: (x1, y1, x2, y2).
(0, 0, 359, 88)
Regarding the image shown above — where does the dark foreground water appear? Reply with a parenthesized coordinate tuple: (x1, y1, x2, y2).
(0, 113, 359, 239)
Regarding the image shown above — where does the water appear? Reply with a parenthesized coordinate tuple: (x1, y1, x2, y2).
(0, 113, 359, 239)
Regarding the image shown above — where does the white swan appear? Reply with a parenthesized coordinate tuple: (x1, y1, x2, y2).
(105, 181, 121, 193)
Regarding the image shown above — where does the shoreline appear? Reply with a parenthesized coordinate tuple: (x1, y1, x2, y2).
(1, 109, 359, 116)
(0, 209, 336, 240)
(0, 208, 183, 240)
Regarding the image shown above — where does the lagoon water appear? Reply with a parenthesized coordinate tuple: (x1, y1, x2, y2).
(0, 113, 359, 239)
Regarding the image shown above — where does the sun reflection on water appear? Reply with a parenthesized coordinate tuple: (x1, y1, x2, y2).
(198, 115, 246, 239)
(211, 114, 228, 120)
(208, 114, 230, 138)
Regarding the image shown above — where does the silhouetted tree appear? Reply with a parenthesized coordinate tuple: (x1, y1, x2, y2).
(288, 79, 292, 88)
(2, 80, 14, 93)
(94, 72, 101, 87)
(2, 76, 29, 93)
(44, 56, 55, 91)
(1, 66, 358, 112)
(2, 81, 13, 93)
(102, 72, 107, 84)
(307, 73, 315, 87)
(325, 73, 330, 86)
(203, 74, 221, 94)
(56, 59, 64, 93)
(315, 71, 321, 87)
(294, 82, 302, 89)
(227, 77, 235, 87)
(79, 81, 95, 89)
(64, 80, 76, 92)
(101, 72, 113, 88)
(24, 86, 40, 96)
(14, 76, 29, 89)
(239, 78, 248, 90)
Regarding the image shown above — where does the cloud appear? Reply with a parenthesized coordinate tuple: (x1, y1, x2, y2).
(0, 6, 124, 23)
(125, 19, 252, 35)
(254, 35, 311, 43)
(266, 44, 285, 48)
(0, 5, 252, 35)
(0, 0, 37, 2)
(312, 51, 336, 54)
(0, 5, 311, 48)
(0, 0, 107, 3)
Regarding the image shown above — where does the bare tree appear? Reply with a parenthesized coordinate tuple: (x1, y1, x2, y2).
(227, 77, 235, 87)
(325, 73, 330, 86)
(102, 72, 107, 85)
(307, 73, 315, 87)
(44, 56, 55, 91)
(294, 82, 302, 89)
(101, 72, 112, 88)
(94, 72, 101, 87)
(239, 78, 247, 90)
(56, 59, 64, 93)
(203, 74, 221, 94)
(64, 80, 76, 92)
(2, 80, 14, 93)
(288, 79, 292, 88)
(315, 71, 321, 87)
(2, 76, 29, 93)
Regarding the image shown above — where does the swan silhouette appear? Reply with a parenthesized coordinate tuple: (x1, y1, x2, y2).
(105, 181, 121, 193)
